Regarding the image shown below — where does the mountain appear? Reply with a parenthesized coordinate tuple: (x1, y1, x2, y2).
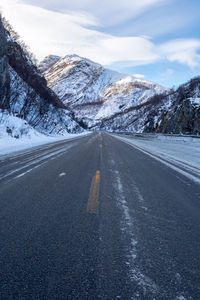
(0, 17, 9, 110)
(40, 54, 200, 134)
(1, 15, 199, 138)
(145, 77, 200, 135)
(40, 54, 166, 130)
(0, 17, 83, 139)
(38, 55, 61, 73)
(96, 77, 200, 135)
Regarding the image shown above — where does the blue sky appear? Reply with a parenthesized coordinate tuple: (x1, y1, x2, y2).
(1, 0, 200, 87)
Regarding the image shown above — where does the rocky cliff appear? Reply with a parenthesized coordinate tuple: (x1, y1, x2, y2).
(0, 17, 83, 137)
(152, 77, 200, 135)
(0, 18, 9, 109)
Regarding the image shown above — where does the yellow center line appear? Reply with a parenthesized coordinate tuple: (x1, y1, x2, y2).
(87, 170, 101, 214)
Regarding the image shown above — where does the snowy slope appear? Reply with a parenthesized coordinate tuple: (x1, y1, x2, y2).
(38, 55, 61, 73)
(9, 65, 82, 135)
(145, 77, 200, 135)
(94, 77, 165, 121)
(42, 54, 166, 129)
(0, 109, 89, 156)
(0, 18, 84, 144)
(40, 54, 199, 134)
(0, 109, 41, 139)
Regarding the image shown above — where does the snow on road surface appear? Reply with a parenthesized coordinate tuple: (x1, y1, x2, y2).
(0, 132, 90, 157)
(109, 157, 158, 297)
(2, 131, 92, 155)
(113, 134, 200, 184)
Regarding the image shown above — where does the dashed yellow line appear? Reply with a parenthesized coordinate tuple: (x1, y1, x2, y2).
(87, 170, 101, 214)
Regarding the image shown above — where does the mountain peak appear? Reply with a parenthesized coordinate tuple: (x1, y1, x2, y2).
(38, 54, 61, 73)
(62, 54, 102, 69)
(63, 54, 81, 60)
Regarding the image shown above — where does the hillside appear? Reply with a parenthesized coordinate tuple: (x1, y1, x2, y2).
(149, 77, 200, 134)
(40, 54, 200, 134)
(0, 17, 83, 140)
(40, 54, 166, 130)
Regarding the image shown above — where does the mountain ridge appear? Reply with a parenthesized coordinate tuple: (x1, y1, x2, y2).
(39, 54, 167, 130)
(39, 53, 200, 135)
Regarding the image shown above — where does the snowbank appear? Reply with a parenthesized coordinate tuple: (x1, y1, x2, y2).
(113, 133, 200, 184)
(0, 111, 90, 156)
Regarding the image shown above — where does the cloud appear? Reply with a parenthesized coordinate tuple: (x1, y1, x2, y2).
(90, 36, 158, 65)
(17, 0, 165, 26)
(133, 74, 145, 79)
(1, 0, 200, 71)
(122, 6, 190, 38)
(0, 0, 159, 65)
(158, 39, 200, 68)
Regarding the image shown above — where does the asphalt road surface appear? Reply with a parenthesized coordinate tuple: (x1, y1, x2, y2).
(0, 132, 200, 300)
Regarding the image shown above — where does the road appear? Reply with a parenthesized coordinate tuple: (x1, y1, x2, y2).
(0, 132, 200, 300)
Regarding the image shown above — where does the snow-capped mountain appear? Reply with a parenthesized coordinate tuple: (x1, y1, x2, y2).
(40, 54, 166, 129)
(38, 55, 61, 73)
(40, 54, 200, 134)
(147, 76, 200, 135)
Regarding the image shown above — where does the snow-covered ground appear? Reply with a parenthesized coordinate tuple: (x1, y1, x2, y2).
(0, 132, 90, 157)
(0, 112, 90, 157)
(113, 133, 200, 184)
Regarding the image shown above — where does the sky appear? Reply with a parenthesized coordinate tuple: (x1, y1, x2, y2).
(1, 0, 200, 87)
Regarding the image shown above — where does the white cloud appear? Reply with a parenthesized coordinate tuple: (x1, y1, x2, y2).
(0, 0, 159, 65)
(133, 74, 145, 79)
(123, 6, 192, 38)
(17, 0, 165, 26)
(168, 50, 200, 68)
(158, 39, 200, 68)
(1, 0, 200, 71)
(90, 36, 158, 65)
